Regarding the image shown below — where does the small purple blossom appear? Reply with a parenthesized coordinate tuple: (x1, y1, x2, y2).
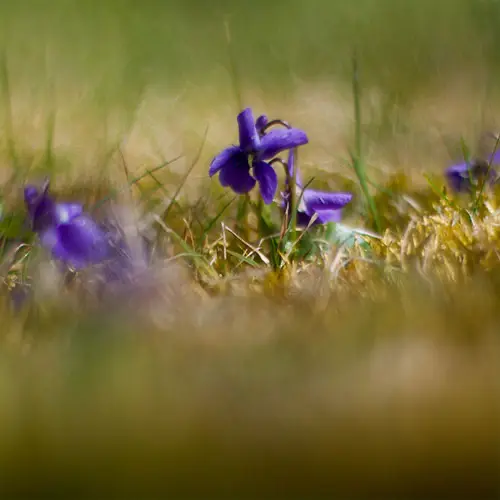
(209, 108, 308, 204)
(282, 150, 353, 227)
(83, 206, 163, 310)
(24, 181, 110, 269)
(10, 284, 31, 312)
(97, 210, 149, 287)
(445, 152, 500, 193)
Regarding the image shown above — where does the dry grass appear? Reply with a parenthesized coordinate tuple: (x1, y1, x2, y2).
(2, 72, 500, 187)
(1, 266, 500, 497)
(3, 177, 500, 496)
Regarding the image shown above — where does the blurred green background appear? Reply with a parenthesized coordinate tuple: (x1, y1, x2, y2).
(0, 0, 500, 182)
(2, 0, 500, 105)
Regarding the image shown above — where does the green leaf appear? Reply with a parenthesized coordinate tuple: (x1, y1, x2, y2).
(0, 212, 30, 240)
(325, 222, 376, 251)
(295, 230, 320, 262)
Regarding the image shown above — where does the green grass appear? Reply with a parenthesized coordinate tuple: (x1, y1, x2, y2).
(0, 0, 499, 122)
(1, 0, 498, 91)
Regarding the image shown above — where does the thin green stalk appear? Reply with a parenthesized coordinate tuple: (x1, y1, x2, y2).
(474, 134, 500, 210)
(351, 50, 381, 233)
(224, 18, 243, 111)
(225, 249, 260, 268)
(91, 154, 183, 213)
(199, 195, 236, 246)
(424, 174, 460, 211)
(256, 195, 265, 235)
(42, 44, 56, 173)
(287, 148, 298, 246)
(0, 49, 18, 173)
(282, 177, 316, 260)
(236, 193, 250, 242)
(162, 125, 209, 221)
(261, 121, 298, 255)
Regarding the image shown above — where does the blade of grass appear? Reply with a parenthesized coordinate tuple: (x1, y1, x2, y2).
(225, 248, 260, 268)
(283, 176, 314, 236)
(153, 214, 217, 278)
(236, 193, 251, 242)
(43, 108, 56, 173)
(0, 49, 18, 173)
(42, 43, 56, 173)
(350, 50, 381, 233)
(223, 223, 270, 265)
(224, 17, 243, 111)
(278, 176, 315, 265)
(278, 156, 313, 254)
(91, 154, 183, 213)
(199, 195, 236, 246)
(423, 173, 460, 211)
(161, 125, 209, 221)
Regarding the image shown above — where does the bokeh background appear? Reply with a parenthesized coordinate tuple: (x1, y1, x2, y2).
(2, 3, 500, 496)
(2, 0, 500, 186)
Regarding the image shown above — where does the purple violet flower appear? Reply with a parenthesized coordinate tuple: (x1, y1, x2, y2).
(83, 206, 162, 309)
(445, 152, 500, 193)
(282, 150, 353, 227)
(24, 181, 110, 269)
(209, 107, 308, 204)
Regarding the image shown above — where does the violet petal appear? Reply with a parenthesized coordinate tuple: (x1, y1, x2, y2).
(24, 185, 39, 207)
(55, 203, 83, 224)
(56, 215, 110, 268)
(258, 128, 309, 160)
(32, 195, 58, 232)
(314, 208, 344, 224)
(39, 226, 59, 253)
(218, 159, 256, 194)
(486, 148, 500, 165)
(296, 211, 315, 228)
(209, 145, 241, 177)
(237, 108, 260, 152)
(445, 162, 477, 193)
(253, 160, 278, 205)
(303, 190, 353, 214)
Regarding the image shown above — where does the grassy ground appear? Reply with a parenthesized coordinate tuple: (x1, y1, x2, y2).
(2, 1, 500, 498)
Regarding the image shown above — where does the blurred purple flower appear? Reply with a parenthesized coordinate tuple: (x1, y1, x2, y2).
(282, 150, 353, 227)
(445, 152, 500, 193)
(10, 284, 31, 312)
(87, 205, 158, 305)
(209, 107, 308, 204)
(24, 181, 110, 269)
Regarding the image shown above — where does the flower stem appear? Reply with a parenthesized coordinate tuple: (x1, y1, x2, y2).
(268, 156, 298, 264)
(288, 148, 298, 246)
(261, 119, 291, 133)
(261, 120, 299, 250)
(257, 195, 264, 235)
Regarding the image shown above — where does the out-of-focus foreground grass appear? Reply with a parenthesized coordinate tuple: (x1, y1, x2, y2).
(2, 265, 500, 497)
(1, 1, 500, 497)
